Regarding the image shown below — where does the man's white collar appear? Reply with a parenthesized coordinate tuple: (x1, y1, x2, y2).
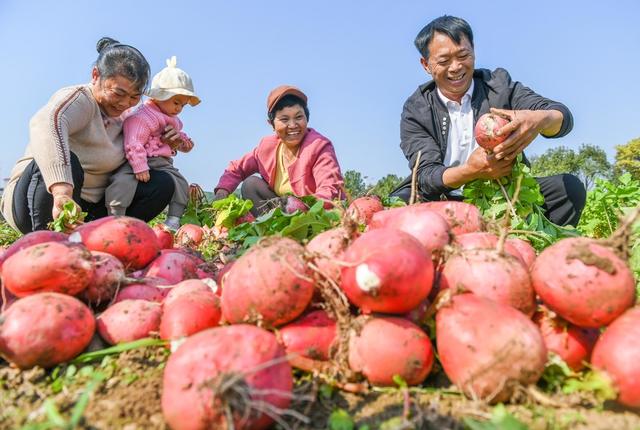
(437, 80, 474, 106)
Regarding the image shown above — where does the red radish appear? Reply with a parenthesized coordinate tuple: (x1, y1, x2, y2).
(114, 277, 172, 303)
(0, 293, 95, 369)
(72, 216, 160, 270)
(97, 300, 161, 344)
(592, 307, 640, 408)
(440, 249, 535, 315)
(283, 195, 308, 214)
(436, 294, 547, 402)
(81, 251, 125, 306)
(533, 307, 599, 371)
(1, 241, 94, 297)
(152, 224, 174, 249)
(369, 204, 451, 256)
(506, 237, 537, 269)
(340, 228, 433, 314)
(531, 238, 636, 327)
(474, 113, 510, 151)
(175, 223, 205, 247)
(306, 226, 355, 284)
(278, 310, 337, 361)
(347, 196, 384, 225)
(421, 201, 483, 235)
(348, 316, 434, 386)
(235, 211, 256, 225)
(215, 260, 235, 289)
(162, 325, 293, 430)
(454, 232, 525, 267)
(144, 249, 201, 284)
(160, 280, 221, 341)
(0, 230, 67, 277)
(222, 237, 314, 327)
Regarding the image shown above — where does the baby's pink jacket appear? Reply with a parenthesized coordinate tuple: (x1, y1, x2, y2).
(215, 128, 345, 202)
(123, 100, 192, 173)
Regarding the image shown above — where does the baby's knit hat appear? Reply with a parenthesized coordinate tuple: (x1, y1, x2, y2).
(146, 56, 200, 106)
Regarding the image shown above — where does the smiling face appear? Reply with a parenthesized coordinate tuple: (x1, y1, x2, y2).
(91, 68, 142, 117)
(272, 104, 308, 150)
(421, 31, 475, 103)
(153, 94, 191, 116)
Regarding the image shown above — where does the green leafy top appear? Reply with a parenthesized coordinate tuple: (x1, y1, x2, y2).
(463, 156, 578, 250)
(228, 198, 341, 250)
(181, 194, 253, 228)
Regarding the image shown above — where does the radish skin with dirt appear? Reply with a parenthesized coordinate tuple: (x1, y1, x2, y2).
(1, 241, 94, 297)
(0, 293, 95, 369)
(72, 216, 160, 270)
(222, 237, 314, 327)
(474, 113, 510, 150)
(144, 249, 202, 285)
(348, 316, 434, 386)
(278, 310, 337, 361)
(81, 251, 126, 306)
(346, 196, 383, 225)
(369, 204, 451, 256)
(160, 280, 221, 341)
(436, 294, 547, 402)
(340, 228, 434, 314)
(591, 307, 640, 408)
(440, 248, 536, 316)
(421, 201, 483, 235)
(0, 230, 67, 277)
(306, 226, 355, 284)
(531, 238, 636, 327)
(533, 307, 599, 371)
(162, 325, 293, 430)
(97, 299, 162, 345)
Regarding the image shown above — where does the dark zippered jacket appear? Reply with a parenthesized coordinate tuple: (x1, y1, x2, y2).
(397, 67, 573, 199)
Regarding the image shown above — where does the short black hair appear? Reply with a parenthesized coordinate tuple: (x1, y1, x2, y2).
(267, 94, 310, 124)
(414, 15, 474, 59)
(95, 37, 150, 93)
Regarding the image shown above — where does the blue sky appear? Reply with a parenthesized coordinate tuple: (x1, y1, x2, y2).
(1, 0, 638, 190)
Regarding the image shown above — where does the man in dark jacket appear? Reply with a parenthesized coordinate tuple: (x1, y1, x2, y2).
(391, 15, 585, 226)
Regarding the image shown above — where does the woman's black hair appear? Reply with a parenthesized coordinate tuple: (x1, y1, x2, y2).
(268, 94, 310, 125)
(414, 15, 474, 59)
(95, 37, 150, 92)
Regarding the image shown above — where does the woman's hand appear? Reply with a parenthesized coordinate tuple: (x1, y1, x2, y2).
(490, 108, 563, 161)
(50, 183, 81, 220)
(135, 170, 151, 182)
(213, 189, 229, 201)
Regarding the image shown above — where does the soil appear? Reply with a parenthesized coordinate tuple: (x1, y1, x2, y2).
(2, 345, 640, 430)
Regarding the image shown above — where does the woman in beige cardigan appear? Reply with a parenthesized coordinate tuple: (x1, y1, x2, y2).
(1, 37, 178, 233)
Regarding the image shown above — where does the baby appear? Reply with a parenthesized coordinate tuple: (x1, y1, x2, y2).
(106, 56, 200, 230)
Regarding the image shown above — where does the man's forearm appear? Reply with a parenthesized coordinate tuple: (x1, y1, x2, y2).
(442, 164, 477, 189)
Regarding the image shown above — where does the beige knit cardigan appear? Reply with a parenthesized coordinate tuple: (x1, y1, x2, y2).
(1, 84, 126, 229)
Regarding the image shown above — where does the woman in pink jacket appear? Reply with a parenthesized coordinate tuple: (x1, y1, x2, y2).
(214, 85, 345, 215)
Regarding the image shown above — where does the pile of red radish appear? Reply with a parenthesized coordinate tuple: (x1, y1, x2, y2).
(0, 193, 638, 430)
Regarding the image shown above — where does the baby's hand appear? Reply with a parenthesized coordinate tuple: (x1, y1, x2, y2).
(135, 171, 151, 182)
(180, 137, 194, 152)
